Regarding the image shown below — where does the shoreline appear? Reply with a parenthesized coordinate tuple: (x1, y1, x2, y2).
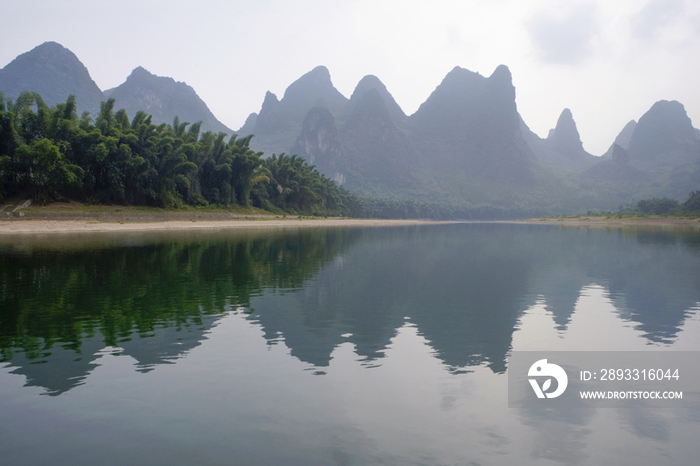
(510, 216, 700, 228)
(2, 214, 699, 235)
(0, 217, 441, 235)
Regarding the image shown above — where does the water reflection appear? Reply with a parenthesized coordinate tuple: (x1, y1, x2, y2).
(0, 227, 361, 394)
(2, 224, 700, 394)
(1, 223, 700, 465)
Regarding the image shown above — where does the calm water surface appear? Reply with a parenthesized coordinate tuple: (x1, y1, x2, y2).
(1, 223, 700, 465)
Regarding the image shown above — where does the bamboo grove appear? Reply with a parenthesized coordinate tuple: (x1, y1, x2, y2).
(0, 92, 363, 216)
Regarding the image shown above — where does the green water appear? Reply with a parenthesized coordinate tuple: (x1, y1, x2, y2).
(1, 223, 699, 465)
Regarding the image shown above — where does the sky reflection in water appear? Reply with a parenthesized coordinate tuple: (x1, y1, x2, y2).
(1, 223, 699, 465)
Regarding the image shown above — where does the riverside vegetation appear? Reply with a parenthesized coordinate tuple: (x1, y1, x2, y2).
(0, 92, 360, 217)
(567, 193, 700, 219)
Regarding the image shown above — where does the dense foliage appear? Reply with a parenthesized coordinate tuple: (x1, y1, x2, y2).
(613, 193, 700, 217)
(0, 92, 357, 216)
(636, 197, 681, 215)
(682, 191, 700, 213)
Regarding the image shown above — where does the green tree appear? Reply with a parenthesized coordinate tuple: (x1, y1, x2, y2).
(0, 91, 363, 216)
(683, 191, 700, 213)
(637, 197, 680, 215)
(15, 138, 84, 205)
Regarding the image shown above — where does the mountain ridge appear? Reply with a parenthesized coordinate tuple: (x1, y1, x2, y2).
(626, 100, 699, 168)
(3, 42, 700, 215)
(0, 42, 232, 135)
(408, 64, 535, 186)
(106, 66, 233, 134)
(0, 41, 103, 115)
(239, 63, 700, 211)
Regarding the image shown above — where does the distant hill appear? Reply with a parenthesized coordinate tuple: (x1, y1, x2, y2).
(239, 65, 700, 213)
(339, 87, 417, 193)
(546, 109, 596, 163)
(244, 66, 348, 156)
(106, 66, 233, 135)
(584, 143, 648, 183)
(600, 120, 637, 158)
(523, 108, 597, 171)
(4, 42, 700, 216)
(245, 68, 419, 195)
(626, 100, 700, 168)
(347, 74, 407, 125)
(0, 43, 232, 135)
(242, 65, 548, 202)
(0, 41, 103, 115)
(624, 100, 700, 200)
(408, 65, 535, 186)
(585, 100, 700, 202)
(613, 120, 637, 150)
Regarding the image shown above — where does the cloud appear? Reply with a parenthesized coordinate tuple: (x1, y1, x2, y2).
(631, 0, 685, 41)
(526, 2, 599, 65)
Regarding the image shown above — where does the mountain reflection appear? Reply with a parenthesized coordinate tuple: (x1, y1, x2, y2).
(1, 223, 700, 394)
(0, 227, 359, 394)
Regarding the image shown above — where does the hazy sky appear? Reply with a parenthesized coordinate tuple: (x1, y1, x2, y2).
(2, 0, 699, 154)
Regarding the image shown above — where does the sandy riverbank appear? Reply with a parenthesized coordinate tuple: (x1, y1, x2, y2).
(0, 217, 440, 235)
(513, 216, 700, 228)
(3, 214, 699, 235)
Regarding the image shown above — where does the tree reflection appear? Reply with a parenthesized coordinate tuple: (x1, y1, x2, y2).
(1, 223, 699, 394)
